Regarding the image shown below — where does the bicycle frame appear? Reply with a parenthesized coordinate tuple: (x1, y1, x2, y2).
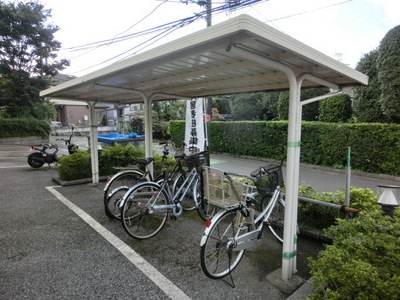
(200, 186, 281, 252)
(119, 166, 200, 218)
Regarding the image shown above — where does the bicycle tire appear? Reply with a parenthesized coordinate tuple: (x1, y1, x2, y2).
(103, 171, 143, 219)
(173, 172, 196, 211)
(261, 195, 285, 243)
(121, 182, 168, 240)
(193, 176, 216, 220)
(200, 209, 248, 279)
(104, 186, 129, 220)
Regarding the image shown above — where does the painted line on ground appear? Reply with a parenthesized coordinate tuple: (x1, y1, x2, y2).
(210, 158, 227, 165)
(0, 165, 27, 168)
(45, 186, 192, 300)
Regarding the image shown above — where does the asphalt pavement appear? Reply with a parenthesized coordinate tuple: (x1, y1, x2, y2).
(1, 137, 398, 299)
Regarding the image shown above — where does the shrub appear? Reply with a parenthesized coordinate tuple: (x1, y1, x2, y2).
(307, 211, 400, 300)
(319, 94, 352, 123)
(169, 120, 400, 176)
(298, 186, 380, 230)
(58, 151, 92, 181)
(57, 144, 178, 181)
(0, 118, 51, 137)
(99, 143, 145, 176)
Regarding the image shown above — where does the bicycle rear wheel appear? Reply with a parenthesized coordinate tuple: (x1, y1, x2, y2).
(261, 195, 285, 243)
(105, 186, 129, 220)
(121, 183, 168, 240)
(104, 171, 143, 219)
(193, 177, 216, 220)
(200, 210, 248, 279)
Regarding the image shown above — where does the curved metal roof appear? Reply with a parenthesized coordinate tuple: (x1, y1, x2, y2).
(40, 14, 368, 103)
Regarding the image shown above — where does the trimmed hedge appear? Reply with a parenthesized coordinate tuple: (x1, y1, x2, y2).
(57, 144, 176, 181)
(307, 211, 400, 300)
(0, 118, 51, 138)
(169, 120, 400, 176)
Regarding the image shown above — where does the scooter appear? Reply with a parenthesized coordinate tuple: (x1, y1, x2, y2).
(27, 143, 59, 168)
(27, 126, 78, 168)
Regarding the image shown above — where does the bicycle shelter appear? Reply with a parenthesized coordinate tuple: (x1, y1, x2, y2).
(40, 14, 368, 282)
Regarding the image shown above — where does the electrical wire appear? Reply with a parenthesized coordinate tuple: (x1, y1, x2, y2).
(63, 0, 276, 74)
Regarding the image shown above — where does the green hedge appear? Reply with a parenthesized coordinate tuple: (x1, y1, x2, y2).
(307, 211, 400, 300)
(57, 144, 176, 181)
(169, 120, 400, 176)
(0, 118, 51, 138)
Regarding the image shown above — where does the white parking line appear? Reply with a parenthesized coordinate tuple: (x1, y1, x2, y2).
(46, 186, 192, 300)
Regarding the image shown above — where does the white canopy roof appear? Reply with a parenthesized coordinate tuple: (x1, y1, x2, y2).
(41, 14, 368, 283)
(41, 14, 367, 103)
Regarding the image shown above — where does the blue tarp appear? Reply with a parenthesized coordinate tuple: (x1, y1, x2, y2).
(97, 132, 145, 144)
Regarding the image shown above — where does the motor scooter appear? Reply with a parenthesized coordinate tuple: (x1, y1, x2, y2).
(27, 126, 78, 168)
(27, 143, 59, 168)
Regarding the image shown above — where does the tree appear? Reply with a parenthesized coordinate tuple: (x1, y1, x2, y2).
(354, 50, 388, 122)
(0, 1, 69, 119)
(301, 88, 329, 121)
(277, 88, 329, 121)
(319, 94, 352, 123)
(232, 93, 264, 120)
(377, 25, 400, 123)
(259, 91, 279, 120)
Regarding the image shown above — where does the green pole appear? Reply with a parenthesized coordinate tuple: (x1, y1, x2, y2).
(345, 147, 351, 217)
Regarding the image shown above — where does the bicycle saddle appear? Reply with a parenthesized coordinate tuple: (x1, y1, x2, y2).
(136, 157, 154, 166)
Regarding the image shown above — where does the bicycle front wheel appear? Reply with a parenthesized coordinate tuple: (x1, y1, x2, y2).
(261, 195, 285, 243)
(121, 183, 168, 240)
(200, 210, 248, 279)
(104, 171, 143, 219)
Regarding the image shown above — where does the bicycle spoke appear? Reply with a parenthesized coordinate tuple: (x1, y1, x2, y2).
(121, 184, 168, 240)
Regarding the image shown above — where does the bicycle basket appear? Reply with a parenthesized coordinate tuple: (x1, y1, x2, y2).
(203, 167, 256, 208)
(251, 164, 283, 196)
(184, 153, 205, 171)
(175, 148, 200, 165)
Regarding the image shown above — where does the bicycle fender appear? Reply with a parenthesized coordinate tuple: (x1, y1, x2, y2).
(118, 181, 161, 208)
(199, 209, 229, 246)
(103, 170, 143, 191)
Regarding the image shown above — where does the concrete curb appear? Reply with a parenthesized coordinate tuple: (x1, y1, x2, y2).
(286, 277, 315, 300)
(52, 176, 108, 187)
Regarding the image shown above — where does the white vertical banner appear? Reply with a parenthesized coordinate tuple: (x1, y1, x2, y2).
(184, 99, 205, 152)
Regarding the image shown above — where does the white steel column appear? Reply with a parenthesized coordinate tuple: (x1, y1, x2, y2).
(87, 101, 100, 184)
(227, 44, 300, 281)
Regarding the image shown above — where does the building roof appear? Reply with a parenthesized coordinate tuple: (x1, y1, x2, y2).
(40, 14, 368, 104)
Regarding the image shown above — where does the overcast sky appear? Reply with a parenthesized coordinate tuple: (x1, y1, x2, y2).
(38, 0, 400, 77)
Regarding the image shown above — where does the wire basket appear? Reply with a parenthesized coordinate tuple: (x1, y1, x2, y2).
(250, 164, 284, 196)
(175, 147, 205, 171)
(203, 167, 256, 208)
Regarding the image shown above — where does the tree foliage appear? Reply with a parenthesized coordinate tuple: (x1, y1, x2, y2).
(354, 50, 388, 122)
(319, 94, 352, 123)
(376, 25, 400, 123)
(308, 211, 400, 300)
(0, 1, 69, 119)
(232, 93, 264, 120)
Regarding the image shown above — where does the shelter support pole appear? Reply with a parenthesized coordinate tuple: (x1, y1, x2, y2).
(289, 74, 341, 273)
(94, 84, 189, 176)
(86, 101, 100, 184)
(226, 44, 300, 281)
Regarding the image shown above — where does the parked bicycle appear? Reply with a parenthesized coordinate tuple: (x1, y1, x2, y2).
(199, 158, 286, 280)
(120, 150, 214, 240)
(104, 141, 189, 220)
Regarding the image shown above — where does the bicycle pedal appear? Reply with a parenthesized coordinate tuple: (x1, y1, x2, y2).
(170, 215, 177, 221)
